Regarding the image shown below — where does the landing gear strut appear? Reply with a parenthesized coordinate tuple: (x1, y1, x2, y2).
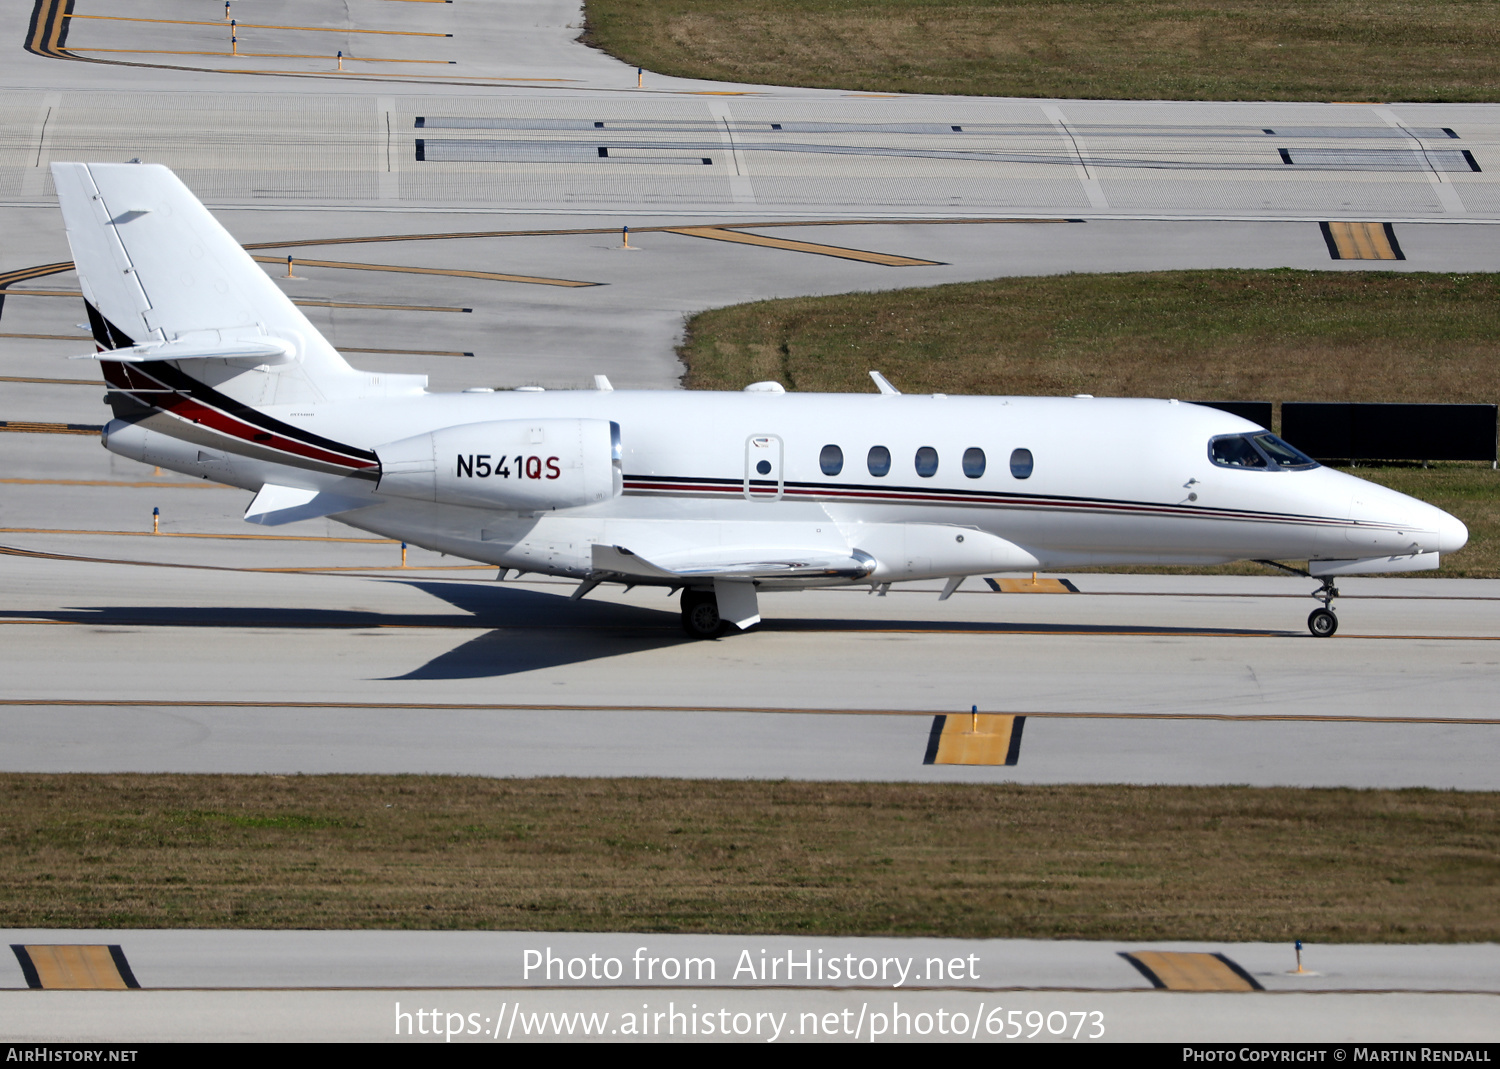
(680, 588, 724, 639)
(1307, 577, 1339, 638)
(1256, 560, 1339, 637)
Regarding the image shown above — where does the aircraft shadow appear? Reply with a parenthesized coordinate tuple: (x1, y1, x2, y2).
(382, 580, 687, 680)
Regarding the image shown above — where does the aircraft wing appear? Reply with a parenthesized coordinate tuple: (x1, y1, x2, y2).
(591, 543, 874, 581)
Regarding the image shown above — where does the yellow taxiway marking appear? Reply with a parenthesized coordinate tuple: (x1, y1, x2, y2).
(0, 698, 1495, 725)
(287, 300, 472, 312)
(66, 14, 452, 37)
(0, 528, 392, 543)
(342, 346, 472, 357)
(926, 713, 1024, 766)
(666, 226, 942, 267)
(0, 333, 89, 341)
(0, 289, 83, 297)
(70, 49, 455, 64)
(986, 577, 1078, 594)
(1324, 221, 1402, 260)
(249, 255, 599, 287)
(0, 479, 227, 488)
(17, 946, 137, 991)
(0, 375, 96, 385)
(0, 421, 99, 435)
(1124, 952, 1260, 992)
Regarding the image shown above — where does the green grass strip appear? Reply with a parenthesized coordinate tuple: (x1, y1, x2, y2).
(585, 0, 1500, 102)
(4, 775, 1496, 941)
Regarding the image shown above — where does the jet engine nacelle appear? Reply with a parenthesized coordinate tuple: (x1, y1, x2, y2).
(375, 418, 622, 511)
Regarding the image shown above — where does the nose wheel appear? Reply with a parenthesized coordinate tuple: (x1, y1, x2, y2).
(1308, 606, 1338, 637)
(1307, 576, 1339, 638)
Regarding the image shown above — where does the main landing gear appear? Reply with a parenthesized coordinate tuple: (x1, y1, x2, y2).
(680, 588, 725, 639)
(1307, 577, 1339, 638)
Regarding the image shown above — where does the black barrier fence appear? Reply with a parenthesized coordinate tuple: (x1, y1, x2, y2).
(1281, 402, 1498, 463)
(1190, 401, 1497, 463)
(1191, 400, 1274, 427)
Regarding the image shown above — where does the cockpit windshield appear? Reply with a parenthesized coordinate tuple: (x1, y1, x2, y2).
(1209, 435, 1267, 468)
(1209, 433, 1319, 471)
(1251, 433, 1319, 470)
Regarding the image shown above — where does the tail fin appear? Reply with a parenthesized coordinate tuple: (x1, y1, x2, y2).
(51, 162, 419, 402)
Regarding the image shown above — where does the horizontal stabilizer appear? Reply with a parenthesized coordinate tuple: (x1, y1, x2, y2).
(1310, 553, 1440, 577)
(75, 336, 294, 365)
(244, 483, 374, 526)
(591, 543, 874, 581)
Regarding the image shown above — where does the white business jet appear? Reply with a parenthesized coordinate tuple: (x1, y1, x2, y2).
(54, 163, 1466, 638)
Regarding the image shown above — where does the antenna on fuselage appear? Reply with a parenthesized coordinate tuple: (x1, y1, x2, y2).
(869, 370, 901, 395)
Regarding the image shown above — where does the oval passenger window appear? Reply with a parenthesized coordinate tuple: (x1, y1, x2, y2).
(915, 446, 939, 478)
(867, 445, 891, 477)
(820, 444, 843, 476)
(962, 447, 985, 478)
(1010, 447, 1034, 479)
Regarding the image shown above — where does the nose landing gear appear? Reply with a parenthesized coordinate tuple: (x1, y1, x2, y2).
(1307, 576, 1339, 637)
(1257, 560, 1340, 637)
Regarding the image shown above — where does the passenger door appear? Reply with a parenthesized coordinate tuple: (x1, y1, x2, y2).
(744, 435, 784, 501)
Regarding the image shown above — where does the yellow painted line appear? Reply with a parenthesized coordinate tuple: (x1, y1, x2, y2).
(251, 255, 599, 288)
(19, 946, 135, 990)
(986, 577, 1078, 594)
(342, 347, 472, 357)
(71, 50, 456, 64)
(241, 217, 1077, 252)
(0, 528, 392, 543)
(26, 0, 72, 58)
(289, 300, 471, 313)
(0, 479, 228, 488)
(1325, 221, 1401, 260)
(66, 14, 452, 37)
(0, 375, 97, 385)
(1124, 952, 1260, 992)
(0, 261, 75, 285)
(0, 697, 1496, 724)
(0, 289, 83, 297)
(666, 226, 942, 267)
(0, 422, 99, 435)
(0, 334, 91, 342)
(926, 713, 1023, 766)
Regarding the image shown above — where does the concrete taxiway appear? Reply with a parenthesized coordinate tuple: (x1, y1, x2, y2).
(2, 931, 1496, 1042)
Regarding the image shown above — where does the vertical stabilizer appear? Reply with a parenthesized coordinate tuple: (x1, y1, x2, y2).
(51, 162, 404, 402)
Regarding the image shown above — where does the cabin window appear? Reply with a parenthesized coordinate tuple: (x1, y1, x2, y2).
(962, 447, 986, 478)
(915, 446, 939, 478)
(1009, 447, 1034, 479)
(756, 460, 772, 475)
(820, 444, 844, 476)
(867, 445, 891, 477)
(1252, 433, 1319, 470)
(1209, 435, 1267, 469)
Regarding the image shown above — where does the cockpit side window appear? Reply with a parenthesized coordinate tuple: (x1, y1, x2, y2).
(1252, 433, 1319, 470)
(1209, 435, 1268, 468)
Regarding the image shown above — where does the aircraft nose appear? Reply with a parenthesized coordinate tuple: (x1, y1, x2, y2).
(1439, 511, 1469, 555)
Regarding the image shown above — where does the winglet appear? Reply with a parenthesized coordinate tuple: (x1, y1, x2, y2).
(869, 370, 900, 395)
